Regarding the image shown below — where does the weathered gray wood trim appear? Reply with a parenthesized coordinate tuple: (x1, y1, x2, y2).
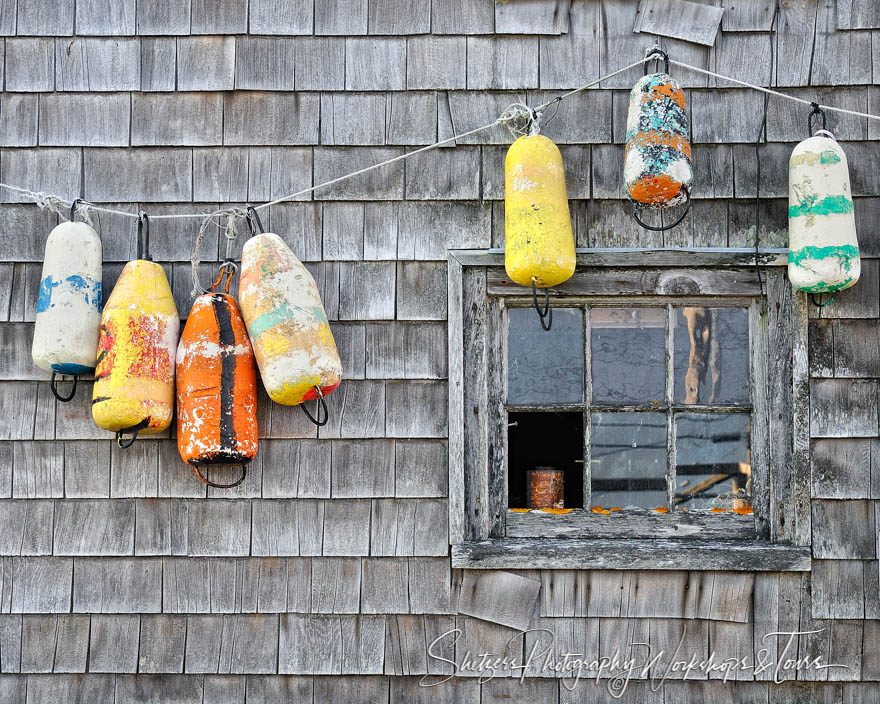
(791, 289, 812, 547)
(486, 297, 506, 538)
(452, 539, 812, 571)
(750, 297, 772, 539)
(488, 267, 764, 297)
(447, 253, 465, 545)
(449, 248, 790, 268)
(506, 509, 756, 540)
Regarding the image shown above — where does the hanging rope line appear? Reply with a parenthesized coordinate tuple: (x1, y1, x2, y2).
(3, 52, 880, 230)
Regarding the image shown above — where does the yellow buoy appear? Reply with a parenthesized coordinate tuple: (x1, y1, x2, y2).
(92, 220, 179, 446)
(504, 134, 575, 290)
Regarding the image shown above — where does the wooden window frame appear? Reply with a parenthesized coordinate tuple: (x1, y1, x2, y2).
(448, 248, 812, 571)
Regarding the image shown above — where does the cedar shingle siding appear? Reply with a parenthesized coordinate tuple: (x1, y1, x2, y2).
(1, 0, 879, 699)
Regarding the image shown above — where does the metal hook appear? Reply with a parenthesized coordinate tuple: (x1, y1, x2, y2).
(300, 386, 330, 426)
(137, 212, 151, 261)
(531, 279, 553, 331)
(50, 372, 77, 402)
(194, 464, 248, 489)
(246, 206, 265, 236)
(209, 259, 238, 294)
(643, 46, 670, 75)
(115, 418, 149, 448)
(809, 292, 839, 309)
(631, 187, 692, 232)
(70, 198, 85, 223)
(808, 102, 827, 137)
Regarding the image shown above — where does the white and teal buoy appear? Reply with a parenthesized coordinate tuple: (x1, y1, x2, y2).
(788, 127, 860, 296)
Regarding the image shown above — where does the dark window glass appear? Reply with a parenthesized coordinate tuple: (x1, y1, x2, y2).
(508, 307, 584, 405)
(674, 307, 749, 405)
(591, 307, 666, 404)
(590, 411, 666, 509)
(675, 413, 751, 510)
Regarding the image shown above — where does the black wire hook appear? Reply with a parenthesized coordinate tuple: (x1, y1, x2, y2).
(643, 47, 670, 75)
(809, 292, 839, 309)
(194, 464, 248, 489)
(70, 198, 85, 223)
(631, 187, 692, 232)
(116, 418, 149, 448)
(137, 212, 151, 261)
(50, 372, 77, 402)
(531, 279, 553, 331)
(808, 102, 827, 137)
(246, 206, 265, 237)
(300, 386, 330, 426)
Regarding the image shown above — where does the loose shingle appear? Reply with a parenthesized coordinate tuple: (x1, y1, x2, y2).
(55, 38, 140, 91)
(178, 37, 236, 91)
(224, 92, 320, 145)
(457, 570, 540, 630)
(250, 0, 313, 34)
(39, 94, 130, 147)
(84, 148, 193, 202)
(633, 0, 724, 46)
(315, 0, 368, 34)
(235, 37, 297, 91)
(466, 37, 539, 90)
(4, 39, 53, 92)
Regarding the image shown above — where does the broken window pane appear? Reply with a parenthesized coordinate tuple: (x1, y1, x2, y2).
(507, 307, 584, 406)
(675, 413, 751, 511)
(590, 411, 666, 509)
(591, 307, 665, 404)
(673, 307, 749, 405)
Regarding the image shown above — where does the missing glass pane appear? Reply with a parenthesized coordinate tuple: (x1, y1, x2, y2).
(508, 411, 583, 509)
(675, 413, 751, 511)
(507, 307, 584, 406)
(673, 307, 749, 405)
(590, 411, 666, 509)
(591, 307, 665, 404)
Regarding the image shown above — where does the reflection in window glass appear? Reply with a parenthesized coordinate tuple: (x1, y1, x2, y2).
(675, 413, 750, 510)
(591, 308, 665, 404)
(590, 412, 666, 509)
(507, 307, 584, 406)
(674, 307, 749, 405)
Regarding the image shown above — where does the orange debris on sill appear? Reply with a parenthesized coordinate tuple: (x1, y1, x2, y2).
(609, 507, 622, 511)
(709, 507, 730, 513)
(509, 508, 531, 513)
(733, 506, 754, 515)
(652, 506, 668, 513)
(591, 505, 610, 515)
(540, 508, 575, 514)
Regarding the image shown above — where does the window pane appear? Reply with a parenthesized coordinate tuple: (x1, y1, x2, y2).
(675, 413, 751, 511)
(673, 307, 749, 405)
(507, 307, 584, 405)
(590, 412, 666, 509)
(591, 307, 665, 404)
(508, 411, 583, 509)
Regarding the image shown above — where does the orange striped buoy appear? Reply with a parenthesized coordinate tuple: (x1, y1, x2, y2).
(176, 278, 258, 489)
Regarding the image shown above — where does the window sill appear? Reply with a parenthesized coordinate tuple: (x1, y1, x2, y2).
(451, 538, 811, 572)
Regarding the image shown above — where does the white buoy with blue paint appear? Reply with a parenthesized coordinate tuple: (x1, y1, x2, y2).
(31, 200, 102, 401)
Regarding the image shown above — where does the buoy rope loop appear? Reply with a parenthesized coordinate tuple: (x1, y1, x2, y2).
(246, 206, 265, 237)
(301, 386, 330, 426)
(194, 464, 248, 490)
(50, 372, 77, 402)
(531, 279, 553, 332)
(69, 198, 86, 223)
(137, 212, 151, 261)
(809, 292, 839, 309)
(808, 102, 828, 137)
(500, 103, 542, 138)
(631, 187, 692, 232)
(643, 46, 670, 75)
(813, 129, 836, 141)
(116, 418, 150, 449)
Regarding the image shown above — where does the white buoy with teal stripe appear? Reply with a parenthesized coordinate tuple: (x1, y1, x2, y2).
(788, 130, 860, 294)
(31, 219, 103, 394)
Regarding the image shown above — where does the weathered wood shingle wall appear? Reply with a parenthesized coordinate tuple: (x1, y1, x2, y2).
(0, 0, 879, 700)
